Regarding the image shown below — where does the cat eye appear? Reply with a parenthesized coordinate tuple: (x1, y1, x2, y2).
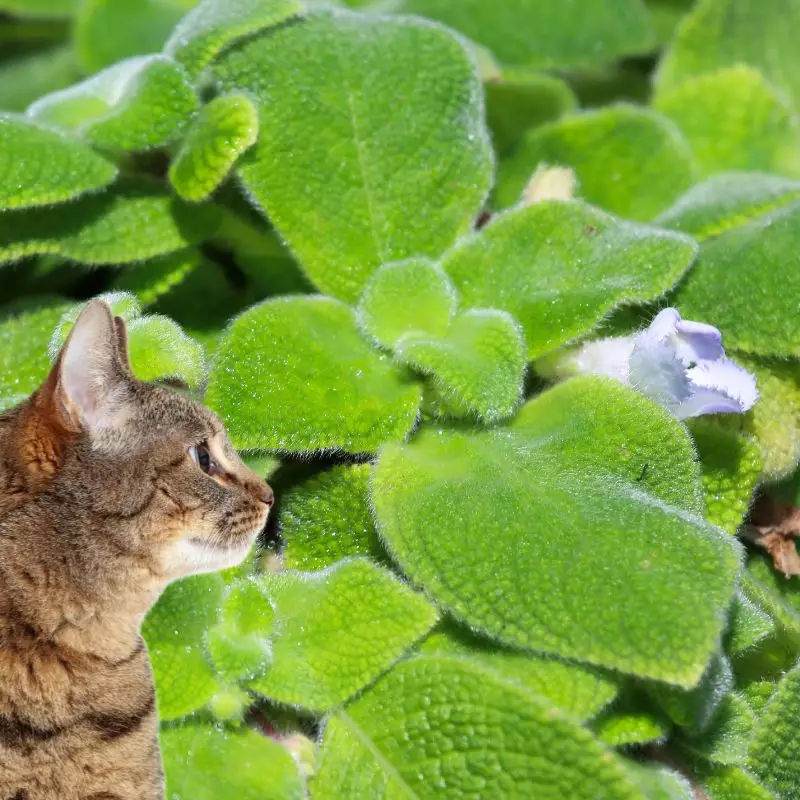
(189, 442, 214, 474)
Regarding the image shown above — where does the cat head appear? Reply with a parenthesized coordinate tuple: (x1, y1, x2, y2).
(9, 300, 273, 581)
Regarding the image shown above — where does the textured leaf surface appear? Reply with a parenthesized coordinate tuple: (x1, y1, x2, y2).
(0, 299, 72, 412)
(76, 0, 197, 73)
(162, 723, 303, 800)
(28, 54, 197, 151)
(485, 69, 577, 155)
(727, 594, 774, 657)
(494, 105, 695, 220)
(675, 203, 800, 359)
(748, 658, 800, 797)
(682, 693, 756, 765)
(280, 464, 385, 571)
(313, 655, 646, 799)
(0, 114, 116, 210)
(654, 66, 800, 179)
(658, 0, 800, 109)
(142, 573, 225, 721)
(0, 180, 220, 266)
(165, 0, 301, 81)
(419, 624, 619, 721)
(397, 0, 655, 70)
(205, 296, 422, 453)
(702, 766, 777, 800)
(114, 249, 200, 306)
(126, 315, 205, 387)
(592, 699, 670, 747)
(690, 420, 762, 534)
(356, 258, 456, 351)
(169, 94, 258, 202)
(373, 377, 739, 684)
(442, 200, 697, 359)
(214, 10, 493, 302)
(249, 559, 437, 711)
(396, 309, 526, 422)
(744, 555, 800, 641)
(655, 173, 800, 241)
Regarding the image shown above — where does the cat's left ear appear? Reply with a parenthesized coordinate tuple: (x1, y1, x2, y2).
(50, 300, 134, 431)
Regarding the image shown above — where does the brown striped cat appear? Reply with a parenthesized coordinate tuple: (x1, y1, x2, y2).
(0, 301, 273, 800)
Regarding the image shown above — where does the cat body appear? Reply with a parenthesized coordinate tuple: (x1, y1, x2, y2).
(0, 302, 272, 799)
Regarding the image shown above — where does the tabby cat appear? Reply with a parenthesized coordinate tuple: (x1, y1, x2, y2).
(0, 301, 274, 799)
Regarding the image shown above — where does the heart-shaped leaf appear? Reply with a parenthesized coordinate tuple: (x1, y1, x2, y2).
(373, 377, 740, 685)
(205, 296, 422, 453)
(442, 200, 697, 359)
(213, 9, 493, 302)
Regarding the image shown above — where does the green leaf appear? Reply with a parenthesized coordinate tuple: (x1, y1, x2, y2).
(313, 654, 650, 799)
(0, 298, 72, 412)
(0, 114, 116, 211)
(142, 573, 225, 721)
(396, 0, 656, 70)
(419, 623, 619, 721)
(748, 658, 800, 797)
(28, 54, 196, 151)
(682, 692, 756, 766)
(356, 258, 456, 351)
(657, 0, 800, 110)
(654, 66, 800, 179)
(628, 766, 693, 800)
(701, 765, 778, 800)
(75, 0, 197, 74)
(395, 309, 526, 422)
(442, 200, 697, 359)
(248, 559, 437, 711)
(0, 0, 77, 16)
(164, 0, 302, 82)
(161, 723, 303, 800)
(214, 9, 493, 303)
(205, 296, 422, 453)
(169, 94, 258, 202)
(485, 69, 577, 156)
(494, 105, 696, 220)
(744, 554, 800, 641)
(0, 44, 80, 113)
(675, 203, 800, 359)
(126, 314, 205, 387)
(726, 593, 774, 657)
(113, 249, 200, 306)
(655, 173, 800, 241)
(690, 420, 762, 534)
(592, 695, 671, 747)
(280, 464, 386, 571)
(0, 179, 220, 266)
(373, 377, 740, 685)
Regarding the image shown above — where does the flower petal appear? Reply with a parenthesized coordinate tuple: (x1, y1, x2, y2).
(686, 358, 759, 412)
(629, 333, 692, 407)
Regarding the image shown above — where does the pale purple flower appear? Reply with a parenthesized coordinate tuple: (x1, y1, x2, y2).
(563, 308, 758, 419)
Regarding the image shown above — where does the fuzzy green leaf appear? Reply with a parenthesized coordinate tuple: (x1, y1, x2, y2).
(748, 658, 800, 797)
(356, 258, 456, 351)
(494, 105, 695, 220)
(0, 180, 220, 266)
(397, 0, 656, 70)
(0, 114, 116, 211)
(373, 377, 739, 685)
(313, 654, 650, 799)
(205, 296, 422, 453)
(654, 66, 800, 179)
(419, 624, 619, 721)
(161, 723, 303, 800)
(169, 94, 258, 202)
(442, 200, 697, 359)
(727, 593, 774, 657)
(485, 69, 577, 156)
(27, 54, 197, 151)
(743, 555, 800, 641)
(114, 249, 200, 306)
(214, 9, 493, 303)
(655, 173, 800, 241)
(0, 299, 72, 412)
(164, 0, 302, 81)
(396, 309, 526, 422)
(280, 464, 385, 571)
(675, 203, 800, 359)
(690, 420, 762, 534)
(701, 766, 777, 800)
(592, 698, 670, 747)
(248, 559, 437, 711)
(682, 693, 756, 766)
(657, 0, 800, 109)
(75, 0, 197, 74)
(126, 314, 205, 387)
(142, 573, 225, 721)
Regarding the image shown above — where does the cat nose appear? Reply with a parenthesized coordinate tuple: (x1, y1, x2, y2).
(258, 484, 274, 508)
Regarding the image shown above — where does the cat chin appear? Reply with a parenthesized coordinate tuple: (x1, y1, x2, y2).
(165, 535, 254, 579)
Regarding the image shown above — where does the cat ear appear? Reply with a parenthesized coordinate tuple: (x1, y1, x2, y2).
(54, 300, 133, 430)
(112, 314, 135, 377)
